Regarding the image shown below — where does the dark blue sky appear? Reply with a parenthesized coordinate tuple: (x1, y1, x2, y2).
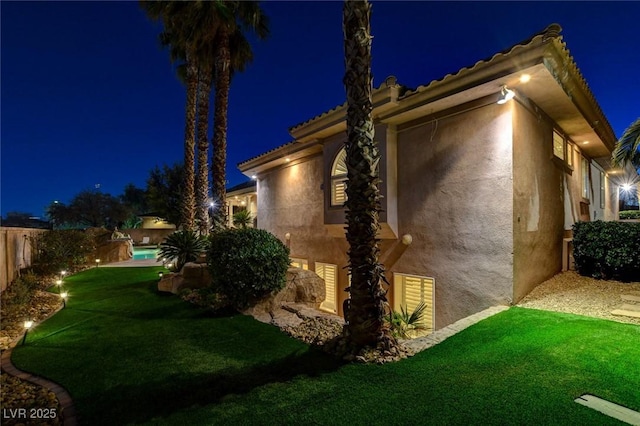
(2, 1, 638, 218)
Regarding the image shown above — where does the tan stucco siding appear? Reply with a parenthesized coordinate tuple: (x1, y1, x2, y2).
(391, 103, 514, 329)
(257, 155, 350, 316)
(512, 101, 564, 302)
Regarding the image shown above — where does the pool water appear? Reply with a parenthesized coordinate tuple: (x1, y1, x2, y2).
(133, 248, 159, 260)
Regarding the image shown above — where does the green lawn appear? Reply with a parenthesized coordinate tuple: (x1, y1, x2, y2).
(11, 267, 640, 425)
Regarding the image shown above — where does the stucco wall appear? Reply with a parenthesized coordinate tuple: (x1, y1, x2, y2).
(257, 154, 350, 315)
(512, 102, 565, 302)
(391, 102, 514, 329)
(0, 227, 48, 291)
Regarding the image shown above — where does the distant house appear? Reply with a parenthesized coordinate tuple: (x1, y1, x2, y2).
(226, 181, 257, 228)
(237, 24, 619, 331)
(138, 213, 176, 230)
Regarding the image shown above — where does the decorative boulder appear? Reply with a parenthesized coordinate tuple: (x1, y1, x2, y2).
(157, 262, 211, 294)
(242, 267, 326, 322)
(95, 240, 132, 264)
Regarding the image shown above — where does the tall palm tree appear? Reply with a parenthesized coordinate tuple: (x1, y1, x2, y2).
(210, 1, 269, 231)
(141, 1, 198, 231)
(612, 118, 640, 169)
(342, 0, 396, 350)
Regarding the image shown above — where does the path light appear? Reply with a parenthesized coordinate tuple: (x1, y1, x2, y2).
(60, 270, 67, 277)
(55, 279, 63, 293)
(167, 263, 173, 271)
(158, 271, 164, 279)
(60, 292, 68, 308)
(95, 258, 101, 267)
(22, 320, 33, 345)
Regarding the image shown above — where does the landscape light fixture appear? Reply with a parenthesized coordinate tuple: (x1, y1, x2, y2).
(497, 85, 515, 104)
(60, 270, 67, 277)
(55, 279, 63, 293)
(22, 320, 33, 345)
(95, 258, 101, 267)
(60, 292, 68, 308)
(158, 271, 164, 279)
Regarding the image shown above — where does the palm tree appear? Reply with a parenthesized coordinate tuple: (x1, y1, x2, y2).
(210, 1, 269, 231)
(342, 0, 397, 350)
(612, 118, 640, 169)
(141, 1, 198, 231)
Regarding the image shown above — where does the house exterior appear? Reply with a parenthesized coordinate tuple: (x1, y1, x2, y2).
(226, 181, 258, 228)
(238, 24, 620, 331)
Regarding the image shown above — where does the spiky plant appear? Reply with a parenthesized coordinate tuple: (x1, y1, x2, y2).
(158, 230, 209, 272)
(386, 302, 429, 339)
(232, 209, 252, 228)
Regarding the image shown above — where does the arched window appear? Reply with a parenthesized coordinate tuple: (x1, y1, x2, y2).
(330, 148, 348, 206)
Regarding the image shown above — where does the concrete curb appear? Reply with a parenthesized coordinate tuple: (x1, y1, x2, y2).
(404, 305, 510, 354)
(1, 303, 78, 425)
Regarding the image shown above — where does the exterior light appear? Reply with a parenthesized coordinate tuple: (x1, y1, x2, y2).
(167, 263, 173, 270)
(158, 271, 164, 278)
(519, 74, 531, 83)
(497, 85, 515, 104)
(251, 175, 257, 180)
(60, 270, 67, 277)
(621, 184, 633, 192)
(95, 258, 101, 267)
(401, 234, 413, 245)
(285, 157, 291, 162)
(22, 320, 33, 345)
(60, 292, 68, 308)
(55, 279, 63, 293)
(285, 232, 291, 241)
(582, 141, 590, 145)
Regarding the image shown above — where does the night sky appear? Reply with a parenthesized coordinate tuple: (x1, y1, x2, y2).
(2, 1, 638, 218)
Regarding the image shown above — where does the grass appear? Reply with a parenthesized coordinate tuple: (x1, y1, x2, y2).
(11, 267, 640, 425)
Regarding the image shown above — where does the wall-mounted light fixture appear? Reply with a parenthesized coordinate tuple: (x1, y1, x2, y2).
(401, 234, 413, 245)
(497, 85, 515, 104)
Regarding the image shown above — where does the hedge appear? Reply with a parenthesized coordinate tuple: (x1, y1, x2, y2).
(619, 210, 640, 220)
(572, 220, 640, 281)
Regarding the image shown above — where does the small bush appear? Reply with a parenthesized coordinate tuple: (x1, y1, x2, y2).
(620, 210, 640, 220)
(572, 220, 640, 281)
(386, 302, 429, 339)
(2, 272, 40, 316)
(32, 230, 95, 275)
(208, 228, 290, 309)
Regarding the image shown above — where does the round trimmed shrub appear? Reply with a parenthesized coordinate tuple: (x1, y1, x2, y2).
(208, 228, 290, 309)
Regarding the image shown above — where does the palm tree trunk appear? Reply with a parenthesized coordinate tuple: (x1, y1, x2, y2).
(196, 65, 213, 235)
(342, 0, 395, 348)
(212, 27, 231, 231)
(181, 49, 197, 231)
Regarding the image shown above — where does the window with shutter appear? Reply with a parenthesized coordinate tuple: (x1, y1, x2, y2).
(290, 258, 309, 270)
(330, 149, 348, 207)
(316, 262, 338, 313)
(393, 273, 435, 332)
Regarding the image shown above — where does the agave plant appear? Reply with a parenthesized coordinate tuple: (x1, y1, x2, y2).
(158, 230, 209, 272)
(386, 302, 429, 339)
(232, 209, 252, 229)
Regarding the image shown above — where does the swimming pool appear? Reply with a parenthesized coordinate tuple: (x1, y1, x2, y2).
(133, 247, 159, 260)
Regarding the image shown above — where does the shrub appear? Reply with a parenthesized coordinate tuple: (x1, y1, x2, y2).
(2, 272, 40, 317)
(32, 230, 95, 275)
(232, 209, 253, 229)
(572, 220, 640, 281)
(208, 228, 290, 309)
(158, 230, 209, 272)
(386, 302, 429, 339)
(620, 210, 640, 220)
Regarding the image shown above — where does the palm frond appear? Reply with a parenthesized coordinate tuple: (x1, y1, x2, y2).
(612, 118, 640, 168)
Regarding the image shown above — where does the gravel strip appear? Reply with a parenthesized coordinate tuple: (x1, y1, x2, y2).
(517, 271, 640, 326)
